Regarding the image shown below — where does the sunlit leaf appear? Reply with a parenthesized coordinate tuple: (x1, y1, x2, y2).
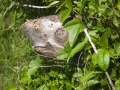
(29, 57, 42, 67)
(80, 71, 95, 82)
(115, 79, 120, 90)
(37, 84, 49, 90)
(114, 9, 120, 17)
(60, 8, 71, 23)
(114, 42, 120, 56)
(70, 37, 88, 57)
(113, 16, 119, 27)
(57, 49, 68, 59)
(65, 0, 72, 10)
(92, 53, 98, 66)
(86, 80, 99, 87)
(98, 49, 110, 71)
(100, 33, 108, 49)
(64, 18, 85, 47)
(28, 67, 38, 78)
(117, 3, 120, 10)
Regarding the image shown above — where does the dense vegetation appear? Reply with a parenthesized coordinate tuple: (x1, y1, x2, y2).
(0, 0, 120, 90)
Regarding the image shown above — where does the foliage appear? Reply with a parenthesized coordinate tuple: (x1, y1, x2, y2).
(1, 0, 120, 90)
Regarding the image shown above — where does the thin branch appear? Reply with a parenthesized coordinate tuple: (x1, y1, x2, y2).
(23, 3, 61, 9)
(23, 4, 48, 8)
(84, 28, 115, 90)
(84, 28, 98, 54)
(105, 71, 115, 90)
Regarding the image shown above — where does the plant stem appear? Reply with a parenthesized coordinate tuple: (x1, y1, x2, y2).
(84, 28, 115, 90)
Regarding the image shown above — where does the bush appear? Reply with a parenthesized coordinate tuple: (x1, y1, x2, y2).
(1, 0, 120, 90)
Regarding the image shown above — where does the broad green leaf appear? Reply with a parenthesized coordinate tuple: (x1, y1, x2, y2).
(92, 53, 98, 66)
(98, 49, 110, 71)
(117, 3, 120, 10)
(111, 68, 116, 77)
(49, 70, 58, 78)
(89, 30, 98, 36)
(65, 84, 72, 90)
(64, 18, 85, 47)
(114, 9, 120, 17)
(29, 57, 42, 67)
(113, 16, 119, 27)
(65, 42, 72, 53)
(65, 0, 72, 10)
(114, 42, 120, 56)
(59, 74, 66, 79)
(28, 57, 42, 78)
(98, 3, 107, 16)
(77, 1, 87, 13)
(108, 10, 113, 16)
(86, 80, 99, 87)
(115, 79, 120, 85)
(28, 67, 38, 78)
(109, 48, 115, 57)
(60, 8, 71, 23)
(115, 79, 120, 90)
(100, 33, 108, 49)
(94, 22, 105, 32)
(115, 85, 120, 90)
(70, 37, 88, 57)
(37, 84, 49, 90)
(80, 71, 95, 82)
(57, 49, 68, 59)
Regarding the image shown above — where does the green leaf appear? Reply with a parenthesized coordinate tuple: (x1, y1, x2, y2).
(28, 67, 38, 78)
(111, 68, 116, 77)
(115, 79, 120, 85)
(65, 42, 72, 53)
(65, 0, 72, 10)
(47, 1, 60, 8)
(80, 71, 95, 82)
(92, 53, 98, 66)
(37, 84, 49, 90)
(77, 1, 86, 13)
(49, 70, 58, 78)
(114, 42, 120, 56)
(98, 49, 110, 71)
(29, 57, 42, 67)
(28, 57, 42, 78)
(55, 2, 65, 13)
(114, 9, 120, 17)
(86, 80, 99, 87)
(94, 22, 105, 32)
(100, 33, 108, 49)
(117, 3, 120, 10)
(115, 79, 120, 90)
(60, 8, 71, 22)
(64, 18, 85, 47)
(109, 48, 115, 57)
(57, 49, 68, 59)
(113, 16, 119, 27)
(70, 37, 88, 57)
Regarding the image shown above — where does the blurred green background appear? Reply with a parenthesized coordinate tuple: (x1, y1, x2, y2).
(0, 0, 56, 89)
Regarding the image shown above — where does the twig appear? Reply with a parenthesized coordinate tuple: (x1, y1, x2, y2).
(84, 28, 115, 90)
(23, 4, 48, 8)
(84, 28, 98, 54)
(23, 3, 61, 9)
(105, 71, 115, 90)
